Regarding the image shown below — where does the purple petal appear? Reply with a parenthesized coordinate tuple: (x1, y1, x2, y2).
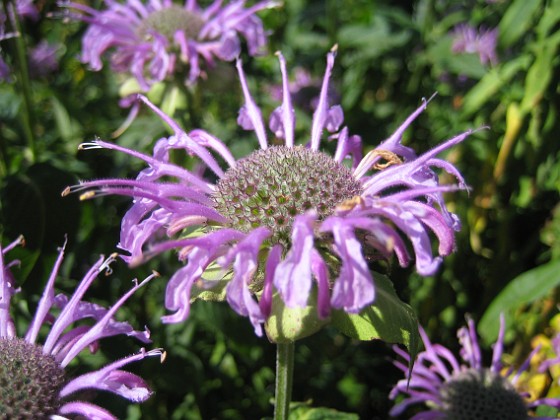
(59, 272, 156, 367)
(320, 217, 374, 312)
(60, 348, 163, 401)
(162, 229, 245, 324)
(260, 244, 282, 318)
(58, 401, 116, 420)
(311, 249, 331, 318)
(224, 227, 271, 336)
(273, 212, 316, 308)
(236, 58, 268, 149)
(276, 51, 295, 147)
(310, 48, 337, 150)
(43, 255, 109, 355)
(458, 318, 482, 369)
(0, 237, 24, 338)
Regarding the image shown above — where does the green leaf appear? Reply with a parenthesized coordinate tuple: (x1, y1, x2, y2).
(50, 95, 81, 144)
(499, 0, 543, 48)
(331, 273, 420, 358)
(424, 36, 487, 79)
(288, 402, 359, 420)
(461, 55, 531, 116)
(520, 32, 560, 113)
(190, 262, 232, 302)
(536, 0, 560, 39)
(479, 259, 560, 344)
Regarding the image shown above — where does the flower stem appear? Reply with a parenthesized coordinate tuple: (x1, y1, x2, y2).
(274, 341, 295, 420)
(2, 0, 36, 163)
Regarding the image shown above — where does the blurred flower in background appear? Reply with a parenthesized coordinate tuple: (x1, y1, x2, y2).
(451, 24, 499, 66)
(67, 49, 471, 339)
(64, 0, 277, 91)
(0, 236, 164, 419)
(390, 316, 560, 419)
(28, 40, 62, 78)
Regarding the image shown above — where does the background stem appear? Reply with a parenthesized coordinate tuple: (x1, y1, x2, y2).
(2, 0, 36, 163)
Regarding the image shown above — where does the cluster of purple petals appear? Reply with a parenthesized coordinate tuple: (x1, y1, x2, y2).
(71, 49, 471, 337)
(451, 23, 499, 66)
(65, 0, 275, 91)
(390, 316, 560, 419)
(0, 237, 163, 419)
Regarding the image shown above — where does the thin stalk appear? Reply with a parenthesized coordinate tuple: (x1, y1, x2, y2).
(2, 0, 36, 162)
(274, 341, 295, 420)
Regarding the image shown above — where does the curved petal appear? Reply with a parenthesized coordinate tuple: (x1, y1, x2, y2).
(224, 228, 271, 336)
(320, 217, 374, 312)
(273, 212, 316, 308)
(58, 401, 117, 420)
(60, 348, 162, 401)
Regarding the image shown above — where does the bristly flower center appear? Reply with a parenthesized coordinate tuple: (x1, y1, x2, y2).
(213, 146, 363, 243)
(137, 6, 205, 41)
(0, 338, 67, 417)
(440, 368, 528, 420)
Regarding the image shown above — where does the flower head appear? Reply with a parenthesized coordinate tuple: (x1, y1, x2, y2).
(0, 236, 164, 419)
(451, 24, 499, 66)
(67, 49, 471, 337)
(64, 0, 277, 90)
(390, 316, 560, 419)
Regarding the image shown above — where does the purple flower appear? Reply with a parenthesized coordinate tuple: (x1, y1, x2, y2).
(451, 24, 499, 66)
(67, 48, 471, 337)
(0, 236, 164, 419)
(28, 40, 61, 78)
(64, 0, 277, 91)
(390, 316, 560, 419)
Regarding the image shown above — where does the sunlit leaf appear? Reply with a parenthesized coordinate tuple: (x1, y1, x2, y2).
(499, 0, 543, 47)
(331, 273, 420, 359)
(479, 260, 560, 344)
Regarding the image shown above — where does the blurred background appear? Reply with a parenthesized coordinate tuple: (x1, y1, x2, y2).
(1, 0, 559, 418)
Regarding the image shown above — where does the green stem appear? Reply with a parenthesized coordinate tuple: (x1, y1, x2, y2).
(2, 0, 36, 162)
(274, 341, 295, 420)
(184, 83, 202, 129)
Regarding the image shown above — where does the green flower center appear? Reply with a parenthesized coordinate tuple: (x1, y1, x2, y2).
(0, 337, 67, 417)
(440, 369, 528, 420)
(213, 146, 363, 244)
(137, 6, 205, 41)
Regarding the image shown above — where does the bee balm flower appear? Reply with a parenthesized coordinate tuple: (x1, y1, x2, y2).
(64, 0, 277, 90)
(0, 236, 164, 419)
(390, 317, 560, 419)
(451, 24, 499, 66)
(67, 48, 472, 338)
